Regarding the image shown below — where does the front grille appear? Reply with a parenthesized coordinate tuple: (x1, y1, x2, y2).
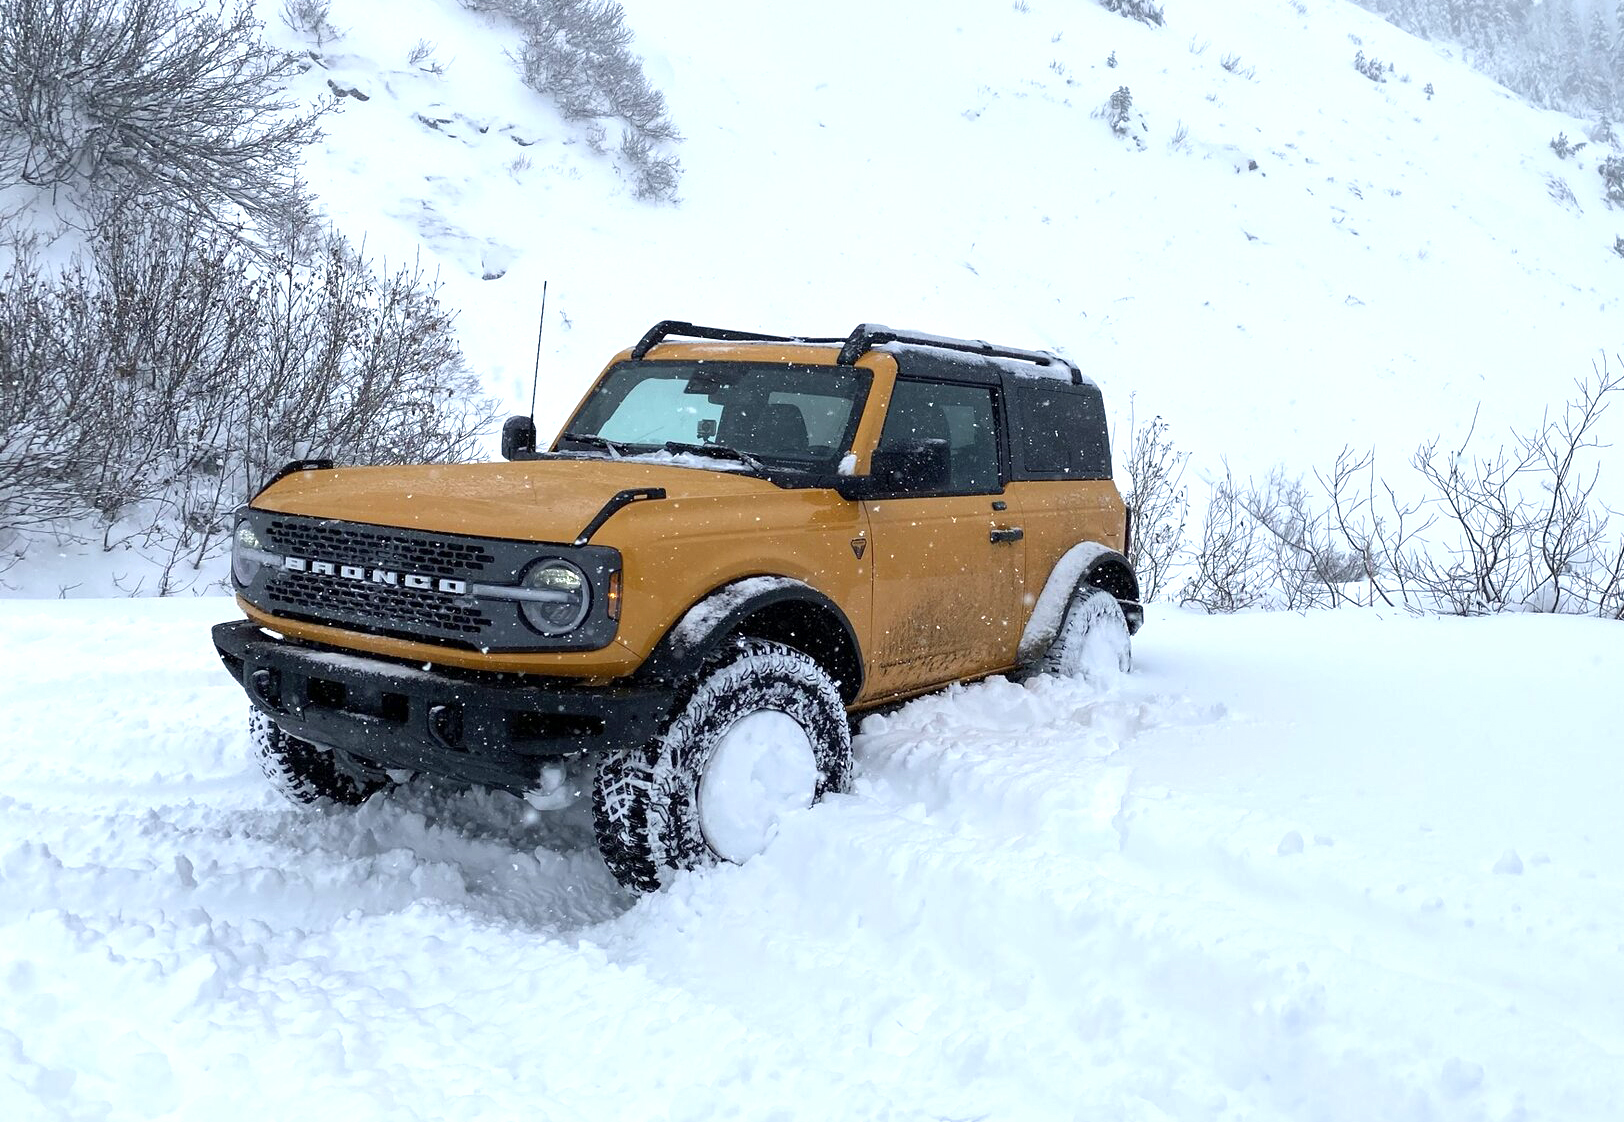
(265, 518, 496, 580)
(240, 511, 622, 653)
(255, 516, 505, 646)
(266, 570, 492, 636)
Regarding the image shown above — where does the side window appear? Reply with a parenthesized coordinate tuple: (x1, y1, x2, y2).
(876, 380, 1001, 494)
(1015, 384, 1111, 479)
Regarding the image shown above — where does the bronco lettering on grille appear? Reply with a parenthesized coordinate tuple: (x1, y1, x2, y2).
(281, 555, 468, 595)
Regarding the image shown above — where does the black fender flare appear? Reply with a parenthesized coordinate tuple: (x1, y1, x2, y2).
(636, 576, 865, 703)
(1016, 542, 1143, 665)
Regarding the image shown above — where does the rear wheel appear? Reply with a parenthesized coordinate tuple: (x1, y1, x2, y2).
(249, 710, 385, 806)
(592, 639, 852, 893)
(1038, 586, 1132, 682)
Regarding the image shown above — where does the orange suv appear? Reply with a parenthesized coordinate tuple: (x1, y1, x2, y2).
(214, 321, 1141, 890)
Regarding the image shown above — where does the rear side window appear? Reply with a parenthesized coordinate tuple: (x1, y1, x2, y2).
(1012, 384, 1111, 480)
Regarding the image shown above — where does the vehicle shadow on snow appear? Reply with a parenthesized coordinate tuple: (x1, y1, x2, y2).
(247, 779, 636, 934)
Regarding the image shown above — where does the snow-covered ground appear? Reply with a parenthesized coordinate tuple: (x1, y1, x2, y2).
(3, 598, 1621, 1120)
(5, 1, 1624, 1116)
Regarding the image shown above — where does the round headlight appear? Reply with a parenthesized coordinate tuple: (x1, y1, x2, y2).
(232, 523, 264, 587)
(519, 560, 591, 635)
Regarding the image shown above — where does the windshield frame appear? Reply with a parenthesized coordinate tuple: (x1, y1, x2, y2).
(552, 360, 873, 477)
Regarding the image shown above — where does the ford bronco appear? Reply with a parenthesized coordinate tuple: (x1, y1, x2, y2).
(214, 321, 1142, 891)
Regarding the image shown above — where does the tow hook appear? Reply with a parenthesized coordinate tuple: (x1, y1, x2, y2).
(249, 668, 282, 711)
(428, 703, 464, 751)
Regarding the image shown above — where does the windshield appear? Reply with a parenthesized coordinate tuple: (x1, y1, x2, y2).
(556, 361, 870, 473)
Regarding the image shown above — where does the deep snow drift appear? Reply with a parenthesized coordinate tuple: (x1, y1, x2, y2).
(2, 598, 1620, 1120)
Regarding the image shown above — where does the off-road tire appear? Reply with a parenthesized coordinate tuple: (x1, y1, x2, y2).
(592, 639, 852, 893)
(1038, 585, 1132, 682)
(250, 710, 384, 806)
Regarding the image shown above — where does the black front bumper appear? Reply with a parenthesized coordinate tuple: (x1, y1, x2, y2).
(213, 619, 676, 793)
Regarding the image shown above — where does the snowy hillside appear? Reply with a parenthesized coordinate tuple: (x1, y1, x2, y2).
(274, 0, 1621, 477)
(4, 598, 1622, 1119)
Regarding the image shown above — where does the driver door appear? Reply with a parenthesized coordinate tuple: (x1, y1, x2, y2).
(862, 378, 1024, 699)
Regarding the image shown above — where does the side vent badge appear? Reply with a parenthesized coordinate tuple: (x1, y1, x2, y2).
(850, 537, 867, 560)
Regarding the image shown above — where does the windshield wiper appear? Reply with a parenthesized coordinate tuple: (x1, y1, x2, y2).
(559, 432, 631, 458)
(662, 441, 765, 472)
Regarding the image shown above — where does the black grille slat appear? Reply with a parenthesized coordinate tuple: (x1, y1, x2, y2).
(265, 519, 496, 580)
(267, 571, 492, 635)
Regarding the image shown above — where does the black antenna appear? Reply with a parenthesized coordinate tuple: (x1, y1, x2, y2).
(528, 281, 548, 418)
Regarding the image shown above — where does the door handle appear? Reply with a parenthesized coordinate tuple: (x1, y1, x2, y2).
(989, 527, 1024, 544)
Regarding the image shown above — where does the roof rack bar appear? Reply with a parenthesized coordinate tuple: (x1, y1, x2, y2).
(836, 324, 1082, 384)
(630, 320, 846, 360)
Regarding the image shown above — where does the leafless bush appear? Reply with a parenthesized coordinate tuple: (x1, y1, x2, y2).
(1219, 53, 1255, 79)
(1180, 463, 1270, 613)
(0, 0, 327, 240)
(1402, 362, 1624, 616)
(619, 131, 681, 201)
(1353, 50, 1387, 83)
(1547, 174, 1580, 211)
(0, 213, 496, 591)
(1177, 364, 1624, 620)
(1601, 155, 1624, 207)
(1238, 468, 1369, 609)
(1101, 0, 1164, 27)
(467, 0, 682, 201)
(408, 37, 448, 74)
(280, 0, 341, 45)
(1550, 132, 1587, 159)
(1120, 410, 1187, 601)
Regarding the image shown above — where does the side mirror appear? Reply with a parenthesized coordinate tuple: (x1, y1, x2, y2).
(872, 438, 950, 493)
(836, 439, 951, 499)
(501, 415, 537, 460)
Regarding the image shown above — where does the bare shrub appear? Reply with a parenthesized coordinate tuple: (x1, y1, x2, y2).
(618, 131, 681, 201)
(1180, 463, 1269, 613)
(1119, 410, 1187, 601)
(1237, 468, 1368, 609)
(408, 37, 447, 74)
(1102, 85, 1133, 135)
(1551, 132, 1587, 159)
(467, 0, 682, 201)
(1101, 0, 1164, 27)
(1353, 50, 1387, 82)
(1403, 362, 1624, 616)
(0, 0, 327, 239)
(1601, 155, 1624, 207)
(1547, 174, 1581, 211)
(0, 213, 495, 590)
(280, 0, 341, 45)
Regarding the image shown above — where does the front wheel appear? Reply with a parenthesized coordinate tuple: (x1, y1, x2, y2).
(592, 639, 852, 893)
(249, 710, 385, 806)
(1037, 586, 1132, 682)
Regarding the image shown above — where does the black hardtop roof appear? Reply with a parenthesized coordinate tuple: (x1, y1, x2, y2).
(631, 320, 1088, 387)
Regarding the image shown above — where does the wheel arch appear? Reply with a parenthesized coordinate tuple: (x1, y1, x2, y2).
(1017, 541, 1143, 666)
(637, 577, 864, 703)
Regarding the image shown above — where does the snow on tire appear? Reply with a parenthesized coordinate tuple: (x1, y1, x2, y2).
(250, 709, 383, 806)
(1038, 586, 1132, 683)
(592, 639, 852, 893)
